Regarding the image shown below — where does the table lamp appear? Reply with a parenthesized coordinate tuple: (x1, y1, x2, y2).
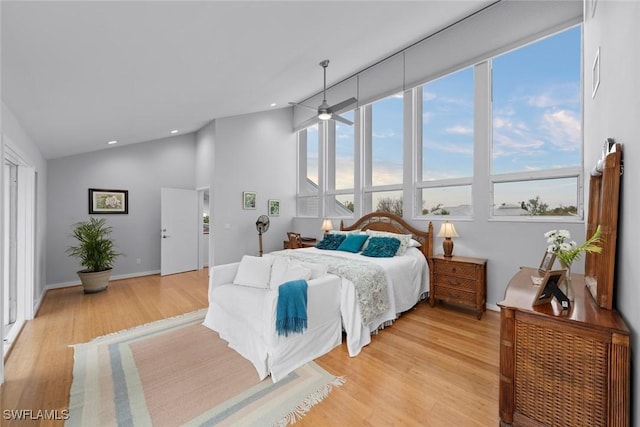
(437, 221, 459, 257)
(321, 218, 333, 235)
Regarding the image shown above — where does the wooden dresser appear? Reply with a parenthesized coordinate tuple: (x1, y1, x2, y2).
(429, 254, 487, 319)
(498, 267, 629, 427)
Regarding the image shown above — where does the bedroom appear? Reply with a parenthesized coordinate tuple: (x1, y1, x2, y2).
(1, 0, 639, 424)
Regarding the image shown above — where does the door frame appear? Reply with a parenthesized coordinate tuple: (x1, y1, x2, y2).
(2, 138, 36, 358)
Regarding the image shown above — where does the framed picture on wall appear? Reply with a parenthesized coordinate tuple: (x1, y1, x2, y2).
(243, 191, 256, 210)
(268, 199, 280, 216)
(89, 188, 128, 214)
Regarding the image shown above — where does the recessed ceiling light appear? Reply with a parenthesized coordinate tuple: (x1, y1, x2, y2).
(107, 140, 118, 145)
(170, 129, 179, 134)
(270, 102, 277, 107)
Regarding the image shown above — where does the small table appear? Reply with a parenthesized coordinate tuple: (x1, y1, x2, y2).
(429, 254, 487, 319)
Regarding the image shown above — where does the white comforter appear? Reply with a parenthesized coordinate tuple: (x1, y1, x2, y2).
(271, 247, 429, 356)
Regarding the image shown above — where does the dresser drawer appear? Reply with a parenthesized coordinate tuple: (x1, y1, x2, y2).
(433, 261, 477, 279)
(434, 275, 476, 292)
(434, 285, 475, 305)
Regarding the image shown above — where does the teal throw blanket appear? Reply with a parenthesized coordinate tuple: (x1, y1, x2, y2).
(276, 279, 308, 337)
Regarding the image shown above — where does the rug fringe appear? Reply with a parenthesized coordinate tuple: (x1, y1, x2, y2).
(68, 308, 207, 347)
(273, 376, 346, 426)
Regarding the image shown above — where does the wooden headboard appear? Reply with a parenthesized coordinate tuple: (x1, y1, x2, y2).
(340, 212, 433, 260)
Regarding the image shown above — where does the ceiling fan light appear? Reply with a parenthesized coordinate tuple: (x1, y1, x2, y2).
(318, 111, 332, 120)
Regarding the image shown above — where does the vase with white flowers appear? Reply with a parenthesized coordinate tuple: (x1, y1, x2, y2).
(544, 225, 602, 301)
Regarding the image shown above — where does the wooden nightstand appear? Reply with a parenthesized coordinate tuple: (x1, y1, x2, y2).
(429, 254, 487, 319)
(282, 238, 317, 249)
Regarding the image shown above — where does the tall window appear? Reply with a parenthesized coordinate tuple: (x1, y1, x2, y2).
(326, 111, 355, 216)
(491, 26, 582, 217)
(418, 67, 474, 217)
(365, 94, 403, 215)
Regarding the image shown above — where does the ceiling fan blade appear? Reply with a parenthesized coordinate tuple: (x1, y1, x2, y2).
(297, 115, 320, 130)
(288, 101, 317, 111)
(327, 97, 357, 114)
(331, 114, 354, 126)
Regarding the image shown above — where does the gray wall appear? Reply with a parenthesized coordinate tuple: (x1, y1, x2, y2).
(46, 134, 196, 285)
(207, 107, 296, 266)
(584, 1, 640, 422)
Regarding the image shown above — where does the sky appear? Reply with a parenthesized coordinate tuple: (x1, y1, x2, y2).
(308, 25, 582, 213)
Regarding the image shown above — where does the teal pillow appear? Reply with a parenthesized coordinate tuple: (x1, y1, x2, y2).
(361, 237, 401, 257)
(337, 234, 369, 253)
(316, 233, 345, 250)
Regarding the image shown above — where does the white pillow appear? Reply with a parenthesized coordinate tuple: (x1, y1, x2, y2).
(365, 230, 412, 255)
(269, 257, 290, 288)
(409, 238, 422, 248)
(295, 261, 328, 279)
(233, 255, 274, 289)
(278, 264, 312, 286)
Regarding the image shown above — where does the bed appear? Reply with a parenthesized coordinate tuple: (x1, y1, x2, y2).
(272, 212, 434, 356)
(204, 212, 433, 382)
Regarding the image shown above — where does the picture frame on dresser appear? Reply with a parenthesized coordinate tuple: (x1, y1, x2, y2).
(532, 269, 565, 306)
(538, 251, 556, 273)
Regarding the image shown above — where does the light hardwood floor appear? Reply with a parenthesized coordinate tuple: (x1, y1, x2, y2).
(1, 270, 500, 426)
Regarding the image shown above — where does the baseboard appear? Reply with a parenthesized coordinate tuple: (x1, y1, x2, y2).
(45, 270, 161, 291)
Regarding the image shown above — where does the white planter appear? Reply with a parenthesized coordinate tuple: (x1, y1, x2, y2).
(77, 269, 112, 293)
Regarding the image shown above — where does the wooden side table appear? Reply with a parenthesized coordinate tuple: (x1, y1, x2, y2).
(282, 238, 317, 249)
(429, 254, 487, 319)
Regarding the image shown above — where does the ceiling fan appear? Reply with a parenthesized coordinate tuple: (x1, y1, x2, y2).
(290, 60, 357, 129)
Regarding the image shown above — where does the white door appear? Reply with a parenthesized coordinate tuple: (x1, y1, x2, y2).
(160, 188, 198, 276)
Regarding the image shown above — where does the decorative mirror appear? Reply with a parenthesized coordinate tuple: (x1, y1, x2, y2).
(584, 140, 623, 310)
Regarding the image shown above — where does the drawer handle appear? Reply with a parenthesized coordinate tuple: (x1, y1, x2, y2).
(451, 267, 457, 273)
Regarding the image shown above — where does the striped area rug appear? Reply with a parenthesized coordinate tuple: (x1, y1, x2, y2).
(67, 309, 344, 427)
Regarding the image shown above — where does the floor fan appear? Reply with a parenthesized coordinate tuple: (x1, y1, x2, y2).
(256, 215, 270, 256)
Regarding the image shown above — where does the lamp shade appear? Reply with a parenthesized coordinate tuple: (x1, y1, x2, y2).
(437, 222, 459, 238)
(321, 218, 334, 233)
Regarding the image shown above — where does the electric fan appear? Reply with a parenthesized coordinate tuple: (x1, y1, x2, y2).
(256, 215, 270, 256)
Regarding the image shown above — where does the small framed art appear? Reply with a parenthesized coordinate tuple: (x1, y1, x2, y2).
(538, 251, 556, 273)
(243, 191, 256, 210)
(89, 188, 128, 214)
(268, 199, 280, 216)
(532, 269, 566, 306)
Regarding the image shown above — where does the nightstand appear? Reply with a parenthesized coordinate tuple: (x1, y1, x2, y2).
(429, 254, 487, 319)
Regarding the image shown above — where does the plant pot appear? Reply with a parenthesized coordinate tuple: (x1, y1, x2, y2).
(77, 269, 112, 294)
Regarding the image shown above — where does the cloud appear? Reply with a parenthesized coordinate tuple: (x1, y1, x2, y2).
(539, 109, 581, 150)
(372, 130, 396, 139)
(445, 125, 473, 135)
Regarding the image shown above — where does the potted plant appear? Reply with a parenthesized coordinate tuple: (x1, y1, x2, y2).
(67, 217, 121, 293)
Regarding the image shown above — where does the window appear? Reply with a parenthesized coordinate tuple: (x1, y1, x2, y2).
(364, 94, 404, 214)
(370, 95, 403, 186)
(417, 67, 474, 217)
(325, 111, 355, 217)
(491, 26, 582, 217)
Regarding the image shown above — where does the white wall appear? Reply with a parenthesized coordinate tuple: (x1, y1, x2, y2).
(583, 1, 640, 421)
(46, 134, 196, 286)
(1, 102, 47, 309)
(209, 108, 296, 266)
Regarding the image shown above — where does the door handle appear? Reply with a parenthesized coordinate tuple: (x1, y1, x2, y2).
(162, 235, 171, 239)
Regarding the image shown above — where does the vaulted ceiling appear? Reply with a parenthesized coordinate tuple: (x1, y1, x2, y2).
(2, 1, 494, 159)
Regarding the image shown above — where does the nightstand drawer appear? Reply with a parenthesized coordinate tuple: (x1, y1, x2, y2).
(434, 286, 475, 305)
(433, 261, 476, 279)
(433, 275, 476, 292)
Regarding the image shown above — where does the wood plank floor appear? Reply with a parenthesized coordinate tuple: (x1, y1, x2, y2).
(0, 270, 500, 426)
